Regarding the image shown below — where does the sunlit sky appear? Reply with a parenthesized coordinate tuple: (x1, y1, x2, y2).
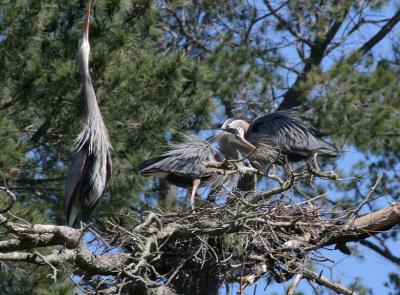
(218, 2, 400, 294)
(80, 2, 400, 293)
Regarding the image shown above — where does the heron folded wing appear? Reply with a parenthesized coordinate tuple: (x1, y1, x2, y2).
(65, 148, 87, 226)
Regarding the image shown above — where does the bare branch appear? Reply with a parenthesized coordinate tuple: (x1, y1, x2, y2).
(360, 240, 400, 267)
(354, 9, 400, 58)
(264, 0, 313, 47)
(287, 273, 303, 295)
(298, 264, 356, 295)
(350, 174, 383, 218)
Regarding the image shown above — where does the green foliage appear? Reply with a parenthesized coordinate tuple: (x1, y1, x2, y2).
(0, 0, 214, 292)
(0, 116, 25, 170)
(223, 233, 246, 257)
(313, 61, 400, 154)
(0, 264, 73, 295)
(1, 0, 400, 293)
(385, 272, 400, 295)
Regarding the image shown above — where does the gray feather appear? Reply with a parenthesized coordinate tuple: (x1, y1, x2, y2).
(65, 19, 112, 228)
(247, 111, 339, 161)
(139, 134, 237, 190)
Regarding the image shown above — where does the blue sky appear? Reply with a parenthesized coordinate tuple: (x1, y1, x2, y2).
(216, 2, 400, 293)
(74, 2, 400, 293)
(214, 146, 399, 295)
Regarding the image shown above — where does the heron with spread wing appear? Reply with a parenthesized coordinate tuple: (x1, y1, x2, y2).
(139, 134, 240, 209)
(219, 110, 339, 169)
(65, 3, 112, 228)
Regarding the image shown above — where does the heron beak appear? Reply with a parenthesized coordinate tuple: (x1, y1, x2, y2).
(82, 2, 91, 40)
(238, 136, 257, 150)
(208, 131, 223, 143)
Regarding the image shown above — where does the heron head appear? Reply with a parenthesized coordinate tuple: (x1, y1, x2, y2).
(221, 119, 256, 150)
(78, 2, 91, 60)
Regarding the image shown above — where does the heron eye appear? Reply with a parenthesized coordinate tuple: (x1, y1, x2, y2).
(227, 128, 239, 135)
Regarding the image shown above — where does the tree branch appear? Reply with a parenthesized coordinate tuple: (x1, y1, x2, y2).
(299, 265, 356, 295)
(354, 9, 400, 58)
(0, 198, 399, 293)
(278, 6, 349, 110)
(360, 240, 400, 267)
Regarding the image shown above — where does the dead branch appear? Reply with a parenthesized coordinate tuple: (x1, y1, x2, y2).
(287, 273, 303, 295)
(0, 178, 399, 294)
(298, 265, 356, 295)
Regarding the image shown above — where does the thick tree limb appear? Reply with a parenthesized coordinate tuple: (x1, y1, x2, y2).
(301, 203, 400, 251)
(0, 199, 399, 294)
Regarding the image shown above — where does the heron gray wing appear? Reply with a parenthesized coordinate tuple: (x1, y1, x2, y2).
(64, 148, 87, 226)
(139, 134, 237, 189)
(173, 135, 239, 189)
(143, 134, 219, 178)
(247, 111, 338, 157)
(65, 146, 111, 227)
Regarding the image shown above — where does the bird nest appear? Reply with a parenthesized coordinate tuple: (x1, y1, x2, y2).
(100, 190, 353, 292)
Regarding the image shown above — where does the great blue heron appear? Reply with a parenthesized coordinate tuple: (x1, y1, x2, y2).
(65, 3, 112, 228)
(220, 110, 339, 169)
(139, 134, 240, 209)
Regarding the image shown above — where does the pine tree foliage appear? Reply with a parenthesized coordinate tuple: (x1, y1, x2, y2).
(1, 0, 400, 293)
(0, 1, 213, 291)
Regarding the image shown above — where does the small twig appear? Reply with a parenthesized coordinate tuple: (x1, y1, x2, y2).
(253, 168, 298, 203)
(307, 154, 338, 180)
(34, 251, 58, 282)
(287, 273, 303, 295)
(165, 254, 193, 285)
(133, 212, 162, 233)
(0, 171, 16, 213)
(350, 174, 383, 218)
(287, 192, 329, 208)
(204, 160, 258, 174)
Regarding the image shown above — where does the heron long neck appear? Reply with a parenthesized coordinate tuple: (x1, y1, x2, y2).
(76, 47, 111, 153)
(218, 133, 250, 160)
(79, 51, 101, 119)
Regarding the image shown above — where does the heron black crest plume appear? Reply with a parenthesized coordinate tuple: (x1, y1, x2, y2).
(64, 2, 112, 228)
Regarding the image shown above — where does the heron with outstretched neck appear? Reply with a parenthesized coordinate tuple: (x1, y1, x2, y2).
(65, 2, 112, 228)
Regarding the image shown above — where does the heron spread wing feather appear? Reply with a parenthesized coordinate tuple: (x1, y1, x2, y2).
(139, 134, 236, 190)
(141, 134, 217, 178)
(247, 111, 339, 160)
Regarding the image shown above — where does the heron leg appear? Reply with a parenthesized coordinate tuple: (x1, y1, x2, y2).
(188, 178, 201, 210)
(282, 155, 294, 178)
(312, 153, 321, 172)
